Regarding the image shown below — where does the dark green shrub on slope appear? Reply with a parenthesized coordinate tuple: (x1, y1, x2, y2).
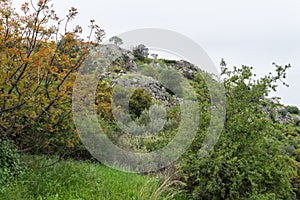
(287, 106, 299, 115)
(177, 63, 297, 199)
(0, 138, 23, 191)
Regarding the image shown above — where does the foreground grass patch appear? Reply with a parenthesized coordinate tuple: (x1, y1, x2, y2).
(1, 155, 186, 200)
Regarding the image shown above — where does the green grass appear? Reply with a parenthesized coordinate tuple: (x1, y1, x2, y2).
(1, 155, 187, 200)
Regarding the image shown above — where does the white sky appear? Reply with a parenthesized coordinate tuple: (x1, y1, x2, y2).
(13, 0, 300, 106)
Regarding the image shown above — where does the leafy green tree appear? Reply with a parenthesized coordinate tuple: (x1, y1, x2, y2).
(178, 61, 297, 199)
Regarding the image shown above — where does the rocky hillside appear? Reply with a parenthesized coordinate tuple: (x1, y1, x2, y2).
(93, 44, 204, 106)
(263, 100, 300, 125)
(93, 44, 300, 127)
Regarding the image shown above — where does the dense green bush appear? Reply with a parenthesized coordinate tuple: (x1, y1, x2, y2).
(129, 88, 153, 118)
(294, 119, 300, 127)
(177, 63, 297, 199)
(287, 106, 299, 115)
(0, 138, 23, 190)
(132, 44, 149, 61)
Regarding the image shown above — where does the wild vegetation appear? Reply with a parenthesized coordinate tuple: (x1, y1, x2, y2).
(1, 0, 300, 199)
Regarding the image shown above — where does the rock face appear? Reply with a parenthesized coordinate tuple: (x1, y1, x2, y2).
(114, 75, 178, 107)
(95, 45, 203, 107)
(172, 60, 199, 80)
(112, 51, 138, 72)
(98, 44, 138, 72)
(263, 105, 300, 125)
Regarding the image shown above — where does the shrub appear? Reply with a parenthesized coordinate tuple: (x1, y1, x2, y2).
(0, 137, 23, 190)
(132, 44, 149, 60)
(139, 65, 160, 79)
(0, 0, 103, 159)
(177, 64, 296, 199)
(129, 88, 153, 118)
(295, 149, 300, 162)
(294, 119, 300, 126)
(279, 108, 288, 117)
(159, 70, 184, 97)
(287, 106, 299, 115)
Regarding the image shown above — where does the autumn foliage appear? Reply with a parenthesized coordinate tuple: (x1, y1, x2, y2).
(0, 0, 104, 154)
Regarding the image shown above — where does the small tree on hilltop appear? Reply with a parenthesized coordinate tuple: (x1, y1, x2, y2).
(132, 44, 149, 60)
(109, 36, 123, 46)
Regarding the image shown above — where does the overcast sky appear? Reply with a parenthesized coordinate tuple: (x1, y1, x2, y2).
(14, 0, 300, 106)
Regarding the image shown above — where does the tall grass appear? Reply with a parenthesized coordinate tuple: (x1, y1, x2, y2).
(138, 174, 186, 200)
(1, 155, 188, 200)
(1, 155, 152, 199)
